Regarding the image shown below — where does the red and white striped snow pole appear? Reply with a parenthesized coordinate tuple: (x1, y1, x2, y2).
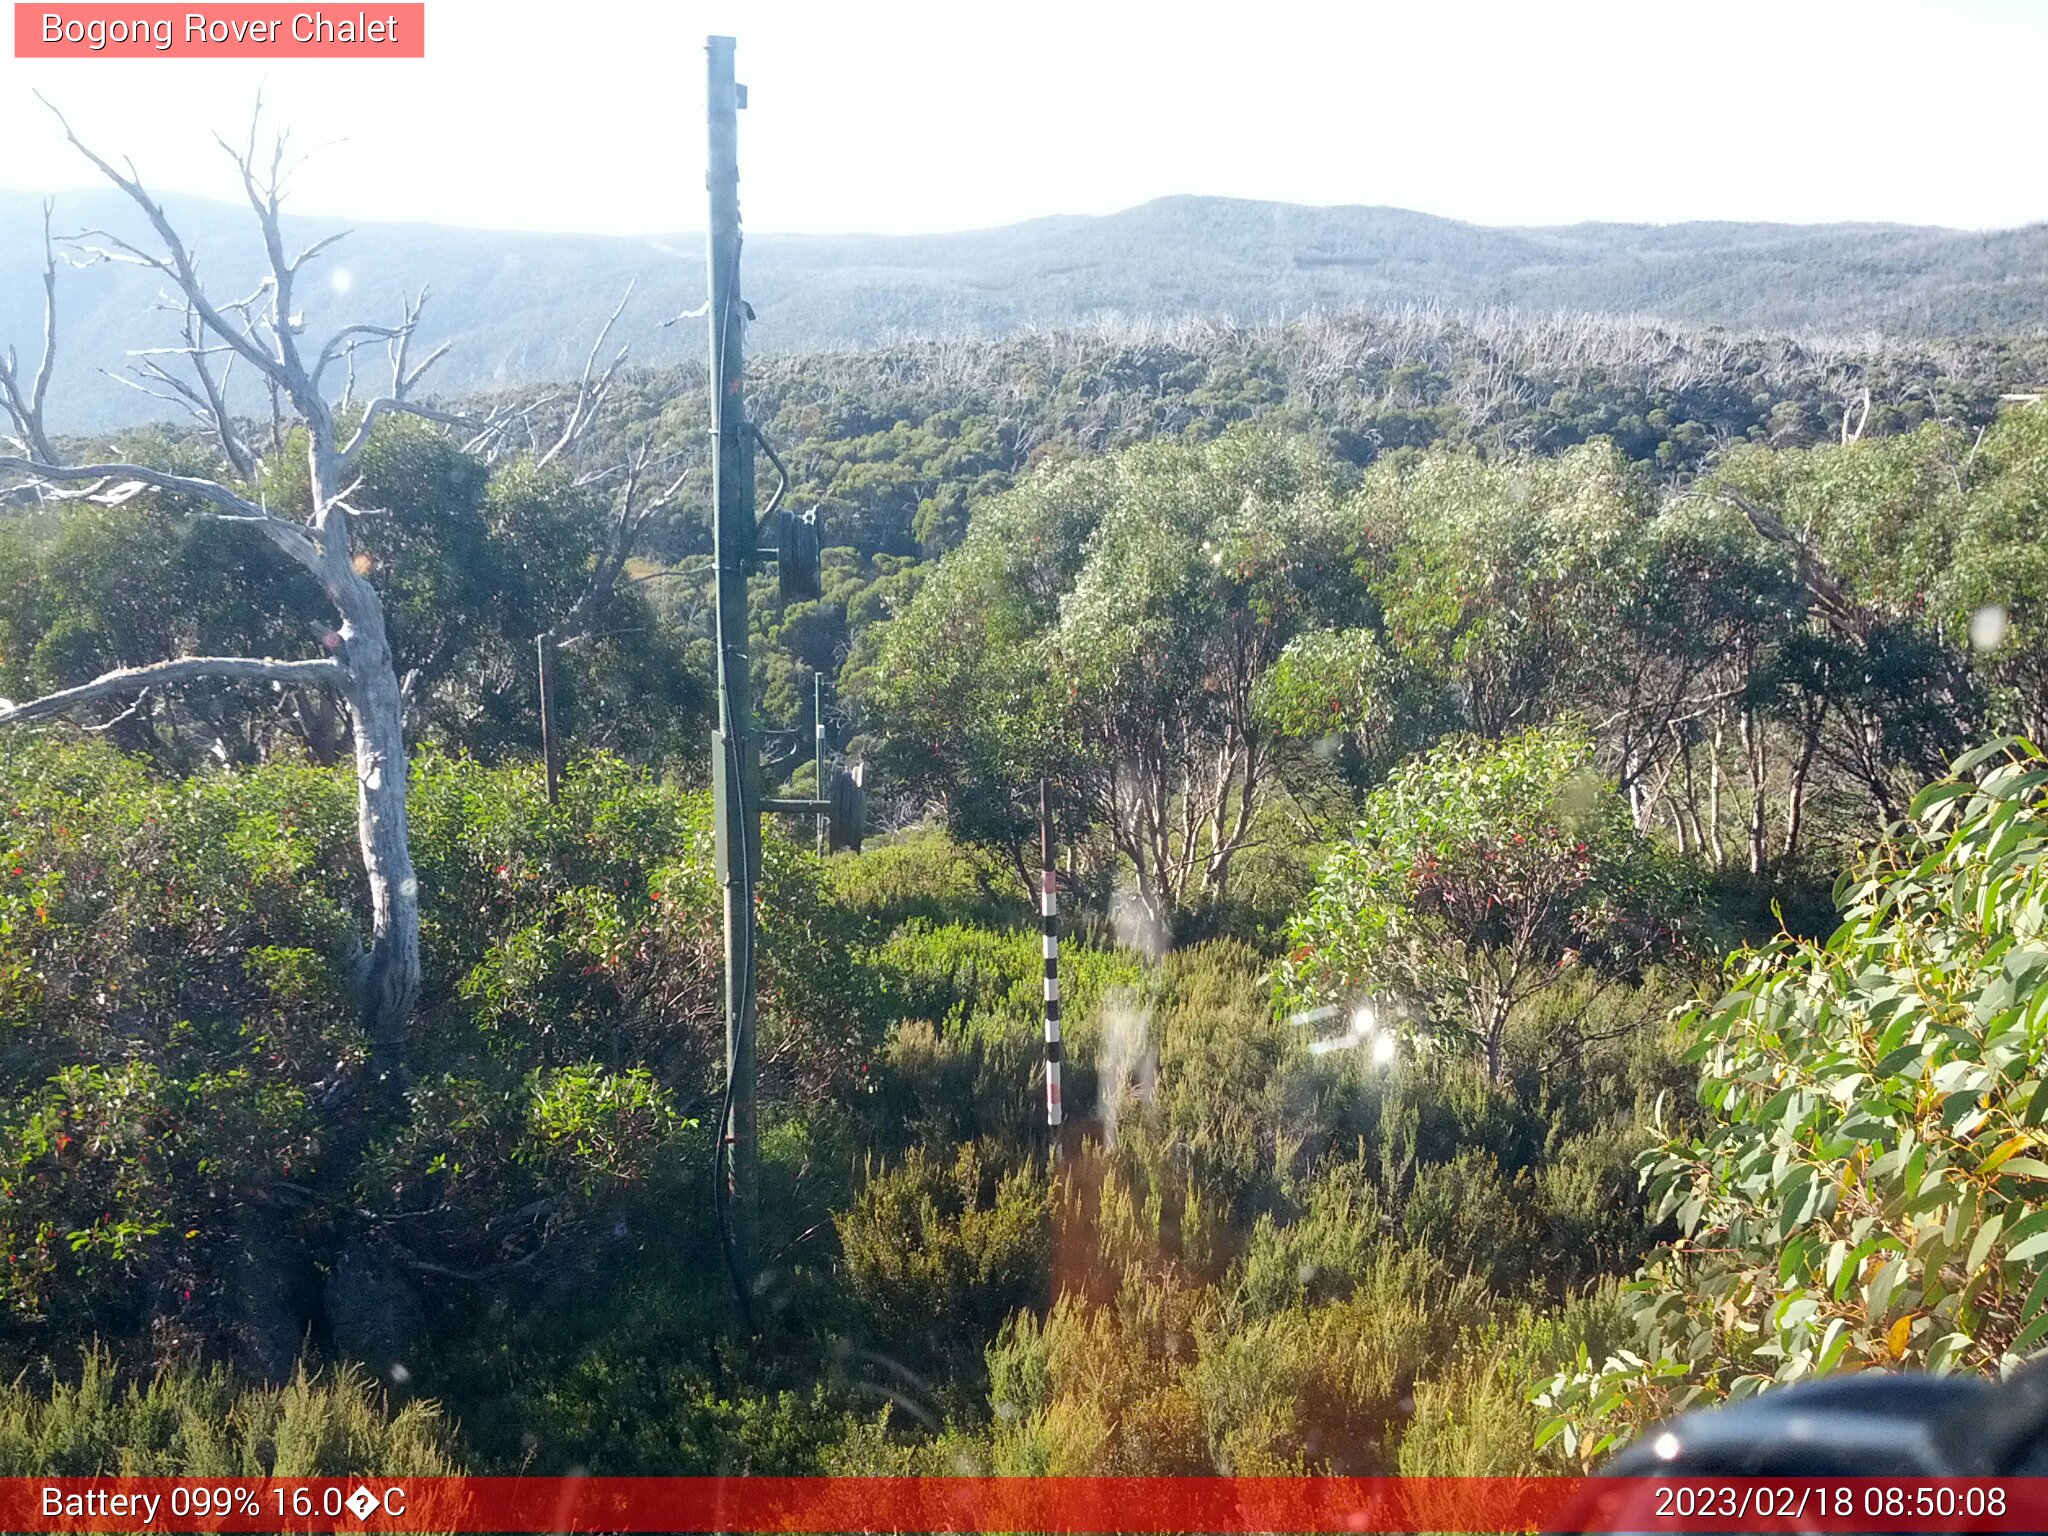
(1039, 779, 1062, 1155)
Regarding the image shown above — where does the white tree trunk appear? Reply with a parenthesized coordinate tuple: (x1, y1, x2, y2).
(339, 592, 420, 1073)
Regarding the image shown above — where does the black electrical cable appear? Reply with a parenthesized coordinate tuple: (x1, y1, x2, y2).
(707, 251, 757, 1332)
(711, 695, 757, 1333)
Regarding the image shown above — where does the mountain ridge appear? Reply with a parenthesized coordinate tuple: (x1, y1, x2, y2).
(4, 189, 2044, 430)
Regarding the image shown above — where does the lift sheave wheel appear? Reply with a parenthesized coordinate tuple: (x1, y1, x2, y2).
(779, 507, 822, 602)
(827, 762, 865, 854)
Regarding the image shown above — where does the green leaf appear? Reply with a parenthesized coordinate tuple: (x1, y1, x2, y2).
(1968, 1214, 2006, 1274)
(1876, 1041, 1929, 1078)
(2018, 1265, 2048, 1327)
(1925, 1331, 1973, 1375)
(1911, 780, 1975, 820)
(1981, 1136, 2038, 1178)
(1867, 1255, 1907, 1318)
(2000, 1208, 2048, 1255)
(1778, 1165, 1817, 1240)
(2011, 1311, 2048, 1358)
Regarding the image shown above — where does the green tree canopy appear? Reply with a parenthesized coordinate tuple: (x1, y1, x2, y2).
(1540, 739, 2048, 1461)
(866, 426, 1365, 921)
(1283, 728, 1687, 1080)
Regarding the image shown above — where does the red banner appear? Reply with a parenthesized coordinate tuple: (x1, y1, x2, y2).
(14, 4, 424, 58)
(3, 1475, 2047, 1532)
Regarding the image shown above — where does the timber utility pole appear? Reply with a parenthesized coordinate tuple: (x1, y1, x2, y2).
(705, 34, 862, 1317)
(706, 32, 760, 1313)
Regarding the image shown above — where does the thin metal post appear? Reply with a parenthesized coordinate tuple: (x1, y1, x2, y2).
(706, 32, 758, 1303)
(814, 672, 827, 857)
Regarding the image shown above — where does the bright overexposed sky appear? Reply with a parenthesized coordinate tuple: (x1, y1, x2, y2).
(3, 0, 2045, 237)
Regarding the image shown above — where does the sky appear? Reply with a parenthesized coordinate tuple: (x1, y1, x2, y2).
(2, 0, 2045, 238)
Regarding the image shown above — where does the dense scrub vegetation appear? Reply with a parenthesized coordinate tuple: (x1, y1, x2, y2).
(1542, 742, 2048, 1458)
(7, 291, 2048, 1476)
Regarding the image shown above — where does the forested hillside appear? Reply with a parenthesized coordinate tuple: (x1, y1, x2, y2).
(6, 155, 2048, 1483)
(9, 186, 2048, 429)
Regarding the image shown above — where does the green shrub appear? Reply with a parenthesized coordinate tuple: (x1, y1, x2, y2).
(836, 1143, 1050, 1399)
(989, 1239, 1485, 1476)
(1145, 941, 1293, 1206)
(419, 750, 879, 1099)
(1400, 1150, 1539, 1291)
(875, 920, 1140, 1037)
(3, 1062, 311, 1343)
(1282, 727, 1689, 1081)
(1540, 741, 2048, 1460)
(0, 1350, 458, 1476)
(825, 830, 1023, 932)
(869, 1018, 1045, 1155)
(986, 1275, 1211, 1475)
(1237, 1163, 1390, 1316)
(1386, 1276, 1633, 1477)
(1197, 1254, 1474, 1475)
(1397, 1352, 1551, 1476)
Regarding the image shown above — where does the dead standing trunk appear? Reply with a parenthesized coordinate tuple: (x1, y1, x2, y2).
(0, 103, 502, 1080)
(333, 559, 421, 1073)
(536, 634, 563, 806)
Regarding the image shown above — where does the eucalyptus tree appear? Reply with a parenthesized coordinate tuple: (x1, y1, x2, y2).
(1539, 741, 2048, 1454)
(1361, 442, 1652, 741)
(0, 110, 516, 1079)
(1281, 727, 1685, 1082)
(868, 427, 1364, 925)
(1929, 406, 2048, 746)
(1705, 428, 1986, 826)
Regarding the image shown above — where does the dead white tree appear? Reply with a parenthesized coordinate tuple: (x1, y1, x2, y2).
(0, 104, 504, 1082)
(0, 200, 60, 467)
(533, 442, 694, 802)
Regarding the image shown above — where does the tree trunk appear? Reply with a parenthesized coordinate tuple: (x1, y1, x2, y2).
(1783, 715, 1821, 861)
(1706, 717, 1726, 868)
(1484, 997, 1510, 1084)
(537, 632, 562, 807)
(323, 515, 421, 1084)
(1740, 707, 1768, 877)
(349, 670, 420, 1082)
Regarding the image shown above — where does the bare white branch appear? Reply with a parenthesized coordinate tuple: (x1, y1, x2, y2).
(536, 283, 634, 468)
(289, 228, 351, 274)
(38, 96, 303, 408)
(0, 456, 318, 567)
(0, 654, 343, 727)
(340, 397, 489, 468)
(0, 200, 60, 464)
(541, 452, 693, 648)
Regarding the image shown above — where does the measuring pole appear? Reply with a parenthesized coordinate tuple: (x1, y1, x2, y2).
(1040, 779, 1062, 1160)
(706, 33, 759, 1302)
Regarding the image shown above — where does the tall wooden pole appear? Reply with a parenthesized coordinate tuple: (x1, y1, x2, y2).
(706, 33, 759, 1304)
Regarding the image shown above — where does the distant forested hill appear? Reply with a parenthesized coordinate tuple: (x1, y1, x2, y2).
(4, 188, 2047, 429)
